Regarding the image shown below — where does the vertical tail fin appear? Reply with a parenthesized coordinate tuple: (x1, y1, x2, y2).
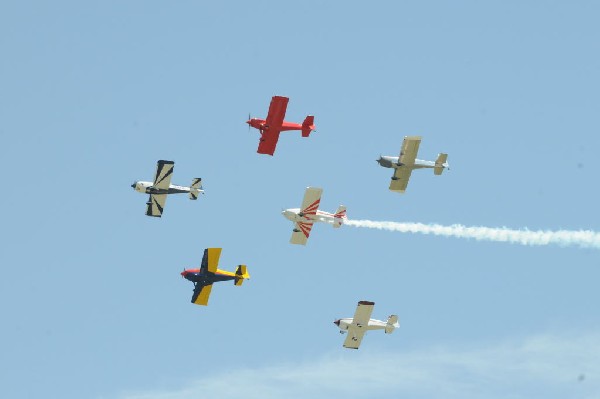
(189, 178, 203, 200)
(434, 153, 448, 175)
(385, 315, 399, 334)
(301, 115, 315, 137)
(333, 205, 347, 228)
(234, 265, 250, 286)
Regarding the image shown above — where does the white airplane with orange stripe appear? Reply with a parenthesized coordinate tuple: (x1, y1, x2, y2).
(282, 187, 347, 245)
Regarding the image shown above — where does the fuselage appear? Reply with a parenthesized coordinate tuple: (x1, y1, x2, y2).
(247, 118, 303, 132)
(131, 181, 191, 195)
(181, 268, 236, 284)
(282, 208, 337, 225)
(334, 318, 390, 332)
(377, 156, 439, 170)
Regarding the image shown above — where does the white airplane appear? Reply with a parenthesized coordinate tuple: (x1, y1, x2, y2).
(131, 160, 203, 217)
(281, 187, 347, 245)
(334, 300, 399, 349)
(377, 136, 449, 193)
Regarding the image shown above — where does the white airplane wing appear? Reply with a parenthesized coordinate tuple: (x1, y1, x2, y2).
(290, 221, 313, 245)
(388, 136, 421, 193)
(398, 136, 421, 166)
(153, 160, 175, 190)
(343, 328, 367, 349)
(352, 300, 375, 327)
(389, 168, 413, 193)
(299, 187, 323, 216)
(146, 194, 167, 217)
(343, 301, 375, 349)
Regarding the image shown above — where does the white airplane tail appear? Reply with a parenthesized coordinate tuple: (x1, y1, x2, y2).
(385, 315, 399, 334)
(189, 178, 203, 200)
(333, 205, 347, 228)
(434, 153, 448, 175)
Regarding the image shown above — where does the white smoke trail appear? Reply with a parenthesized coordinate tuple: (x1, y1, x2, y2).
(345, 219, 600, 249)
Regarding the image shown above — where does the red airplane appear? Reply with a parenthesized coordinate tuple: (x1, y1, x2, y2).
(246, 96, 316, 156)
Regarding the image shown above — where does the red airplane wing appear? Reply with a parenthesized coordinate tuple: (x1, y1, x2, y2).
(257, 96, 289, 155)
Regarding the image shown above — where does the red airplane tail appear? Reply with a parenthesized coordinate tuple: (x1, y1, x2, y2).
(301, 115, 315, 137)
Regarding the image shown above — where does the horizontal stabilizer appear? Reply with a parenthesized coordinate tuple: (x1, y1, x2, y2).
(302, 115, 315, 137)
(234, 265, 250, 286)
(385, 314, 399, 334)
(189, 178, 203, 200)
(333, 205, 347, 228)
(434, 153, 448, 175)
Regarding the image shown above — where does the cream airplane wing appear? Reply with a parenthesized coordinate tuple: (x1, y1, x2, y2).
(146, 194, 167, 217)
(389, 168, 413, 193)
(290, 221, 313, 245)
(299, 187, 323, 216)
(153, 160, 175, 190)
(389, 136, 421, 193)
(343, 328, 366, 349)
(343, 301, 375, 349)
(398, 136, 421, 166)
(352, 300, 375, 327)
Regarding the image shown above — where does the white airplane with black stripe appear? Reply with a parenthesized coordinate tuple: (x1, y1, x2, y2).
(131, 160, 203, 217)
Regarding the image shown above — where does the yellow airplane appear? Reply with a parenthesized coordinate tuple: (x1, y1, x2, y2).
(180, 248, 250, 306)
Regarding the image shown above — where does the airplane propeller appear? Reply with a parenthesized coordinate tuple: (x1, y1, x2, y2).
(247, 113, 252, 132)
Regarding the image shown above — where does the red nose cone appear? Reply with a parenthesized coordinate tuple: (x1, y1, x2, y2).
(180, 270, 187, 276)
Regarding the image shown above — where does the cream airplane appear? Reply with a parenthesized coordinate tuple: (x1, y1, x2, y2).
(377, 136, 449, 193)
(131, 160, 203, 217)
(334, 300, 399, 349)
(281, 187, 346, 245)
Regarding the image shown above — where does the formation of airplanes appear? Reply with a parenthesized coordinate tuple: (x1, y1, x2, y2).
(130, 95, 448, 349)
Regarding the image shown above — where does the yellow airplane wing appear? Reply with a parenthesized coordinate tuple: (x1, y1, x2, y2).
(191, 283, 213, 306)
(200, 248, 222, 273)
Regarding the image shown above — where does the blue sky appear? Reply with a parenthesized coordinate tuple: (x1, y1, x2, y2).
(1, 1, 600, 398)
